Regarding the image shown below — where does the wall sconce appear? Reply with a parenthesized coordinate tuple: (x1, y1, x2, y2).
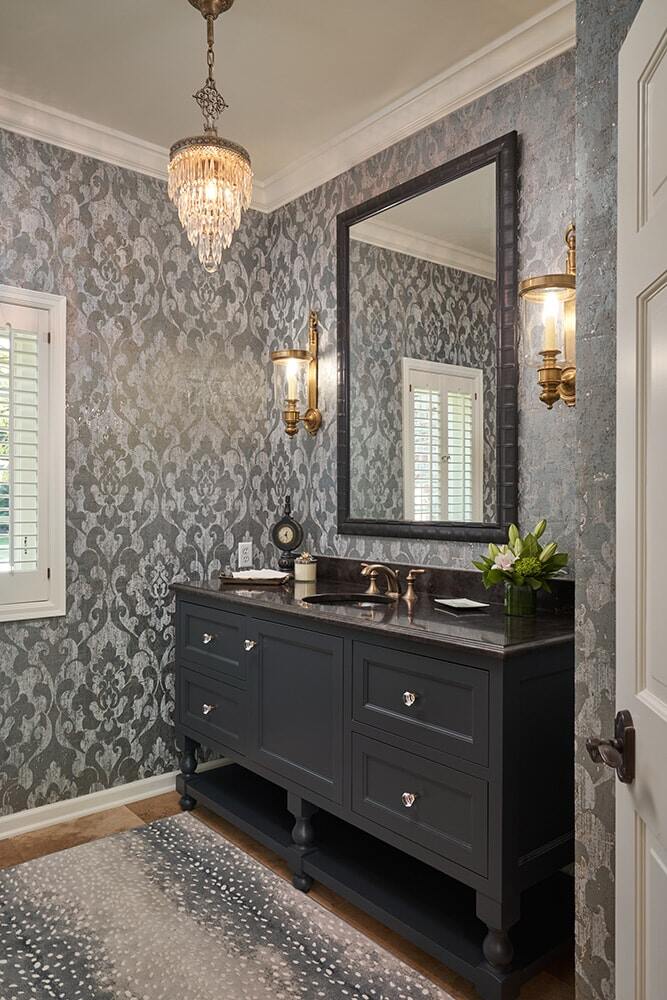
(519, 224, 576, 409)
(271, 310, 322, 437)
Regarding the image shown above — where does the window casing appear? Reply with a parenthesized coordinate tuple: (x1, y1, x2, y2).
(402, 358, 483, 523)
(0, 286, 65, 622)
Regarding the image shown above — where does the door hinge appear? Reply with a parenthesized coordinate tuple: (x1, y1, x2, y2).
(47, 331, 51, 345)
(47, 567, 51, 579)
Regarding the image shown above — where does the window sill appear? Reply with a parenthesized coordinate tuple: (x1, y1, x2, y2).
(0, 599, 66, 624)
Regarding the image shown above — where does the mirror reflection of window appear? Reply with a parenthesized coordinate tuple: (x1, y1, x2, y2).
(402, 359, 483, 522)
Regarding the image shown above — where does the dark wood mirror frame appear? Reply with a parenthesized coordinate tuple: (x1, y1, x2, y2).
(336, 131, 518, 543)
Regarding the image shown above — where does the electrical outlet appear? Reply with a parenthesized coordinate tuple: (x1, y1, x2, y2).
(237, 541, 253, 569)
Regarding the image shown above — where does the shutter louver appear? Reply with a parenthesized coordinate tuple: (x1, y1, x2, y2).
(0, 326, 39, 574)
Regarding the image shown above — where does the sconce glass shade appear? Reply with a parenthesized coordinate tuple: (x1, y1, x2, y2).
(271, 349, 311, 402)
(519, 274, 576, 368)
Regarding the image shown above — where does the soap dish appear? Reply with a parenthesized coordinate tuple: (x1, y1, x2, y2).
(434, 597, 490, 612)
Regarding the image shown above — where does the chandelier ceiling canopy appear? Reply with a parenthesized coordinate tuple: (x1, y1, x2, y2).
(168, 0, 253, 273)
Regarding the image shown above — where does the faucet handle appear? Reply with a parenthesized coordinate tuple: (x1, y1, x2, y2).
(404, 568, 425, 602)
(361, 564, 381, 595)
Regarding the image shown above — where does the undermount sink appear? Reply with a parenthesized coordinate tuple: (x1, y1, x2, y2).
(301, 592, 395, 606)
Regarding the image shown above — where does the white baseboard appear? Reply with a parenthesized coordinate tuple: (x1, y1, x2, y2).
(0, 758, 226, 841)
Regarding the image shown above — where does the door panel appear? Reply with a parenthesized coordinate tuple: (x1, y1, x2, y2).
(617, 3, 667, 995)
(352, 641, 488, 764)
(178, 601, 247, 686)
(249, 619, 344, 802)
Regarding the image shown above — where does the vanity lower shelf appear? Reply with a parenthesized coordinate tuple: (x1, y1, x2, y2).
(178, 763, 573, 1000)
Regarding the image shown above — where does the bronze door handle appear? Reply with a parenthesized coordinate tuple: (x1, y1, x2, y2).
(586, 709, 635, 784)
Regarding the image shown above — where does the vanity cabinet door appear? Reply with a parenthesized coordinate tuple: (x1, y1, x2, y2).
(352, 642, 488, 765)
(248, 619, 344, 803)
(352, 734, 488, 876)
(178, 601, 247, 686)
(178, 666, 247, 753)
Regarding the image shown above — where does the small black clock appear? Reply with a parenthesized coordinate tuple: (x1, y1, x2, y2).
(271, 495, 303, 571)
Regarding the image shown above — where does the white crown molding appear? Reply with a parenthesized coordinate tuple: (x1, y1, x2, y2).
(0, 87, 168, 181)
(0, 0, 574, 215)
(0, 758, 226, 840)
(351, 218, 496, 279)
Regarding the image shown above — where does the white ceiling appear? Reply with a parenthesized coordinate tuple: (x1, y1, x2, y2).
(0, 0, 574, 208)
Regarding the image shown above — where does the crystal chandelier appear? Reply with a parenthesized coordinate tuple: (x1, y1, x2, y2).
(168, 0, 253, 273)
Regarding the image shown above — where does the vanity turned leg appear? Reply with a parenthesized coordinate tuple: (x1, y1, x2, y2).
(179, 735, 199, 811)
(482, 928, 514, 970)
(287, 792, 317, 893)
(476, 892, 517, 974)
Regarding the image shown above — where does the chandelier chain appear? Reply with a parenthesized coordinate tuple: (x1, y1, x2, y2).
(194, 14, 228, 132)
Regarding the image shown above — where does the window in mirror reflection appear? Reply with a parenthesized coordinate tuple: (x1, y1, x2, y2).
(347, 162, 497, 525)
(402, 359, 482, 522)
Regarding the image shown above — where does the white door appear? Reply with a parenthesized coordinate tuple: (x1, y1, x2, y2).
(616, 1, 667, 997)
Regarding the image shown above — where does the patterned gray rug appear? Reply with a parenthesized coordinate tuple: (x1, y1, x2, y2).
(0, 812, 452, 999)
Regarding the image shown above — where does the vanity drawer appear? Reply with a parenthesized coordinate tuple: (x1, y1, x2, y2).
(178, 666, 246, 752)
(178, 601, 247, 686)
(352, 642, 488, 765)
(352, 734, 488, 876)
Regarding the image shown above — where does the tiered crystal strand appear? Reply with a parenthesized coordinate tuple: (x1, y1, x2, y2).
(168, 138, 253, 272)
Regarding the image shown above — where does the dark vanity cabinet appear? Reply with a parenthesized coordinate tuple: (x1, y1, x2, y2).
(173, 583, 574, 1000)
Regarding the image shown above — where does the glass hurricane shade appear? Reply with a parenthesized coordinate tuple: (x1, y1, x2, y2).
(168, 135, 253, 273)
(271, 350, 311, 403)
(520, 278, 576, 368)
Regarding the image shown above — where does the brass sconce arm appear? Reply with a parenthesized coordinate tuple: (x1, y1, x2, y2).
(271, 310, 323, 437)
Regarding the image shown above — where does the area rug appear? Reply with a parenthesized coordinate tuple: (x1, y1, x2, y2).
(0, 812, 452, 999)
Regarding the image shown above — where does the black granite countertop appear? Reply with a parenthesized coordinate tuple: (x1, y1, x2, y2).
(171, 578, 574, 657)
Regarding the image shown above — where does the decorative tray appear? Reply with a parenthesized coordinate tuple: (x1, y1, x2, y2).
(219, 570, 289, 587)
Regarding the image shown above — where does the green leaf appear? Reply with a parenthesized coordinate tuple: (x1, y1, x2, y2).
(486, 569, 504, 585)
(522, 533, 538, 557)
(527, 577, 542, 590)
(541, 580, 552, 593)
(473, 560, 488, 572)
(548, 553, 569, 568)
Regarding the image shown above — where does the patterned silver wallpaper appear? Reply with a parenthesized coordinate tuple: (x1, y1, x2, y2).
(0, 130, 271, 815)
(348, 240, 497, 522)
(0, 53, 576, 821)
(260, 51, 577, 573)
(574, 2, 643, 998)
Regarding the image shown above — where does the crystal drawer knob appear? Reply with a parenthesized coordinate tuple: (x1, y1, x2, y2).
(202, 632, 215, 645)
(202, 703, 216, 716)
(401, 792, 417, 808)
(244, 639, 257, 651)
(402, 691, 417, 707)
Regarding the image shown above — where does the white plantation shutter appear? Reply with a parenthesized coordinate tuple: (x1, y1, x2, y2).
(0, 327, 40, 573)
(412, 386, 443, 519)
(447, 391, 475, 521)
(0, 287, 65, 621)
(403, 359, 483, 522)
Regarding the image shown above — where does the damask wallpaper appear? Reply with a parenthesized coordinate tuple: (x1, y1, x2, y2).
(0, 52, 577, 826)
(260, 50, 577, 573)
(574, 2, 643, 998)
(348, 240, 497, 522)
(0, 129, 271, 816)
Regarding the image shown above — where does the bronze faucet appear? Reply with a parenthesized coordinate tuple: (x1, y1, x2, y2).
(360, 563, 402, 599)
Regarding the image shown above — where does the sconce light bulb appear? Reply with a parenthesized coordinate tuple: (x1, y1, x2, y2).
(542, 291, 560, 321)
(286, 357, 299, 399)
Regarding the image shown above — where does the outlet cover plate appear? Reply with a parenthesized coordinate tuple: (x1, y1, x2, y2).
(237, 541, 253, 569)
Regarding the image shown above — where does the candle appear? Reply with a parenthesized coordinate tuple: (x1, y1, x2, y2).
(542, 292, 559, 352)
(286, 358, 298, 400)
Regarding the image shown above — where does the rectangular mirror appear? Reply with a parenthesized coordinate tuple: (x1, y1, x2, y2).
(336, 132, 518, 542)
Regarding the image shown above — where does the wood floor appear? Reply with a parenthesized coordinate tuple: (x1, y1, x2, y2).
(0, 792, 574, 1000)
